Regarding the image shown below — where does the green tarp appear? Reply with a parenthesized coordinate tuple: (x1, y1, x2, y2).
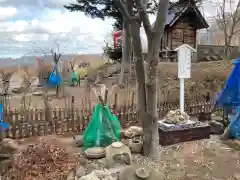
(83, 104, 121, 150)
(71, 72, 78, 84)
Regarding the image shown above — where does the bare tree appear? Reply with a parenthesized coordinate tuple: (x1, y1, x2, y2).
(0, 70, 11, 112)
(33, 37, 76, 124)
(20, 67, 32, 121)
(213, 0, 240, 59)
(36, 57, 53, 123)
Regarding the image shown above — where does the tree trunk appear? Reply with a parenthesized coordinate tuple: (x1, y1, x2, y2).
(119, 0, 133, 86)
(145, 58, 159, 157)
(119, 24, 132, 85)
(131, 22, 149, 155)
(114, 0, 169, 157)
(223, 40, 230, 60)
(43, 87, 52, 123)
(143, 0, 169, 156)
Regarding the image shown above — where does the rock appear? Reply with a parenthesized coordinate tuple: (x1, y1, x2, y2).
(129, 139, 143, 154)
(0, 138, 19, 154)
(211, 114, 223, 121)
(0, 154, 11, 160)
(78, 157, 88, 167)
(84, 147, 106, 159)
(73, 135, 84, 147)
(75, 165, 86, 177)
(123, 126, 143, 138)
(12, 87, 23, 94)
(121, 139, 130, 147)
(108, 165, 128, 179)
(209, 120, 224, 135)
(105, 142, 132, 169)
(66, 170, 75, 180)
(85, 163, 98, 174)
(119, 164, 164, 180)
(0, 159, 12, 174)
(108, 165, 129, 174)
(79, 169, 116, 180)
(32, 91, 43, 96)
(67, 165, 86, 180)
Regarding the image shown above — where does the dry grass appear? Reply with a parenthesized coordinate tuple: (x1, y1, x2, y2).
(0, 54, 109, 78)
(1, 60, 234, 109)
(97, 60, 233, 103)
(155, 61, 233, 102)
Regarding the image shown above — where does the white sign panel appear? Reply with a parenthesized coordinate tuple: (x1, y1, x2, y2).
(175, 44, 195, 79)
(178, 48, 191, 78)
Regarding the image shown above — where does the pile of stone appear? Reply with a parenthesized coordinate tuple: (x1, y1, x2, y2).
(70, 123, 168, 180)
(73, 126, 144, 154)
(121, 126, 143, 154)
(164, 109, 189, 124)
(68, 141, 163, 180)
(3, 138, 81, 180)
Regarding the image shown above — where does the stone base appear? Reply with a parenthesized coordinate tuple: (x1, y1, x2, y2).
(0, 159, 12, 175)
(158, 120, 210, 146)
(105, 142, 132, 169)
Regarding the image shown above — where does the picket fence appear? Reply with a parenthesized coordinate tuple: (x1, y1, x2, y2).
(0, 101, 213, 139)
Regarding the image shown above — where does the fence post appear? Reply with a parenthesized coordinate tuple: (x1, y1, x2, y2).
(71, 96, 75, 120)
(113, 93, 118, 110)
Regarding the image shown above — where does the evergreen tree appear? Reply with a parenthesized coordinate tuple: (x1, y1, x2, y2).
(64, 0, 123, 31)
(64, 0, 157, 62)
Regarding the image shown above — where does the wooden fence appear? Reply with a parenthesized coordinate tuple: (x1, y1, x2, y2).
(0, 101, 213, 139)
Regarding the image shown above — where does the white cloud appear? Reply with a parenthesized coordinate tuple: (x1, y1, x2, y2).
(0, 3, 114, 58)
(0, 7, 17, 21)
(0, 0, 217, 59)
(13, 33, 50, 42)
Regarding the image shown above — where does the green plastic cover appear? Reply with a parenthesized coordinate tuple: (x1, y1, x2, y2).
(83, 104, 121, 150)
(71, 72, 79, 83)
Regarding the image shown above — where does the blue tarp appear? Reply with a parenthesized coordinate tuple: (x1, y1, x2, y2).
(48, 67, 62, 86)
(229, 106, 240, 139)
(0, 122, 9, 131)
(215, 57, 240, 139)
(215, 57, 240, 108)
(0, 103, 8, 132)
(0, 103, 3, 121)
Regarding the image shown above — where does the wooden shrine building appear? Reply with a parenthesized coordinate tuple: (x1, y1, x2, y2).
(160, 0, 209, 61)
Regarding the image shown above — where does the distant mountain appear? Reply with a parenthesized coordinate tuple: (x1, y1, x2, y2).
(0, 54, 108, 68)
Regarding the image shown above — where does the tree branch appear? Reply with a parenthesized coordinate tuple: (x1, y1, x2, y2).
(146, 0, 169, 58)
(229, 0, 240, 37)
(233, 27, 240, 35)
(114, 0, 134, 23)
(135, 0, 152, 40)
(152, 0, 169, 33)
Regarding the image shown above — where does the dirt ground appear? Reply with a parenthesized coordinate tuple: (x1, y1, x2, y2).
(17, 135, 240, 180)
(7, 84, 135, 109)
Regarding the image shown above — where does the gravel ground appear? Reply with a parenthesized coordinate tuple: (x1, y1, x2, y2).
(18, 135, 240, 180)
(81, 136, 240, 180)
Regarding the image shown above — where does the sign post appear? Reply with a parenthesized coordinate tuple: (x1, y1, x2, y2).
(175, 44, 196, 113)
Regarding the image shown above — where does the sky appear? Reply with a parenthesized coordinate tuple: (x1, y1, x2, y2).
(0, 0, 216, 58)
(0, 0, 115, 58)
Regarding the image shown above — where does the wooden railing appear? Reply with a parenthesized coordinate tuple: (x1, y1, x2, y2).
(0, 101, 213, 139)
